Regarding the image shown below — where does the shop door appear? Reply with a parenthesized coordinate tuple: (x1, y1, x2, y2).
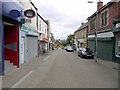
(21, 37, 25, 64)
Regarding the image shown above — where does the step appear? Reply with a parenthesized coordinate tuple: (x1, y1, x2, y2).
(4, 60, 17, 74)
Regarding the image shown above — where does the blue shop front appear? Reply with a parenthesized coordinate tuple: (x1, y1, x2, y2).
(1, 0, 24, 75)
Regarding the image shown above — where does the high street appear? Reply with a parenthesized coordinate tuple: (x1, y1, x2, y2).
(3, 49, 118, 88)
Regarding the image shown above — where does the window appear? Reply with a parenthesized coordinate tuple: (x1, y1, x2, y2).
(90, 17, 96, 31)
(101, 10, 108, 27)
(39, 21, 41, 31)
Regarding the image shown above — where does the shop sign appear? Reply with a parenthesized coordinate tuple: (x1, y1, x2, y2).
(21, 25, 28, 32)
(25, 19, 31, 23)
(21, 25, 37, 34)
(9, 9, 21, 18)
(24, 9, 35, 18)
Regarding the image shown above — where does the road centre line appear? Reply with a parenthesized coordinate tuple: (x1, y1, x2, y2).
(11, 71, 33, 88)
(43, 56, 50, 61)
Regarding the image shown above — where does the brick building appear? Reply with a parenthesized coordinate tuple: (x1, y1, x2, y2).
(87, 0, 120, 62)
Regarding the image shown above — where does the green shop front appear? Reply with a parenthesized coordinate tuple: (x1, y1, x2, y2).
(87, 31, 116, 62)
(19, 24, 38, 65)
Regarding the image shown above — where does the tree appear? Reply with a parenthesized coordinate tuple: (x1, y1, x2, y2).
(66, 34, 74, 45)
(60, 39, 67, 46)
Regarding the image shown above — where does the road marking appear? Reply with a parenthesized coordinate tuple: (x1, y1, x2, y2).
(11, 71, 33, 88)
(44, 56, 50, 61)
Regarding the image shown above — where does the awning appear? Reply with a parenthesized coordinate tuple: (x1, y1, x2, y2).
(97, 31, 114, 38)
(88, 31, 114, 38)
(77, 39, 83, 43)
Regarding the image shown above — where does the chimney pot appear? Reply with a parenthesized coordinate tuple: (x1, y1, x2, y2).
(97, 0, 103, 10)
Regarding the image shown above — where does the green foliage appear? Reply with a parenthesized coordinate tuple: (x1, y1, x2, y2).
(66, 34, 74, 45)
(61, 40, 67, 46)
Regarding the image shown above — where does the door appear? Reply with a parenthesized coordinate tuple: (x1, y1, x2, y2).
(26, 36, 37, 61)
(21, 37, 25, 64)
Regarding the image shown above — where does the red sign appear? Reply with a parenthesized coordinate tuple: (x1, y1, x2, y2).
(24, 9, 35, 18)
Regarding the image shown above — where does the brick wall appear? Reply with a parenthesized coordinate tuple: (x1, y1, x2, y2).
(88, 2, 120, 33)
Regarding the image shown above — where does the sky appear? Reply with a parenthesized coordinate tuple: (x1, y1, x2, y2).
(31, 0, 111, 40)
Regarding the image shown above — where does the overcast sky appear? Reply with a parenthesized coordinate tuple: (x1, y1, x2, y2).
(31, 0, 110, 40)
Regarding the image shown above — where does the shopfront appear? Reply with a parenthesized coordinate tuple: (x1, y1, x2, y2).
(20, 24, 38, 63)
(88, 31, 115, 62)
(2, 1, 23, 74)
(113, 28, 120, 63)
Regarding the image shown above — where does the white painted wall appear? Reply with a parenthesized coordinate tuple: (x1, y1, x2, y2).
(38, 14, 47, 40)
(19, 0, 38, 33)
(18, 0, 38, 65)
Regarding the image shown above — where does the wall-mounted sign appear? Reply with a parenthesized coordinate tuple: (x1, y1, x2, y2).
(9, 9, 21, 18)
(25, 18, 31, 23)
(24, 9, 35, 18)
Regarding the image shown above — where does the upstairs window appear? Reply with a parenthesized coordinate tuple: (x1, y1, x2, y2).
(90, 17, 96, 31)
(101, 10, 108, 27)
(39, 21, 41, 31)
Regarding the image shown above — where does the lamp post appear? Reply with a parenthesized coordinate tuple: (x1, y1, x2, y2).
(88, 1, 98, 62)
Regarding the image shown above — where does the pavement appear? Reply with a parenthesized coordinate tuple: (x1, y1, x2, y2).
(2, 50, 56, 88)
(2, 49, 119, 88)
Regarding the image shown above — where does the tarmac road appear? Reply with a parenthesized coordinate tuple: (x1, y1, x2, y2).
(3, 49, 118, 88)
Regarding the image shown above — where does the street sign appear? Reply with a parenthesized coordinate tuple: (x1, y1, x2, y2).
(24, 9, 35, 18)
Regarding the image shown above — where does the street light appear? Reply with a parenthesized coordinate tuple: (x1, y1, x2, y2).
(88, 1, 98, 62)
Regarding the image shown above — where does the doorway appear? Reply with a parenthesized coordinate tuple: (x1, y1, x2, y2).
(21, 37, 25, 64)
(4, 24, 19, 67)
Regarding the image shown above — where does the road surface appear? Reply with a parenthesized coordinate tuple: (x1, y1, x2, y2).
(3, 49, 118, 88)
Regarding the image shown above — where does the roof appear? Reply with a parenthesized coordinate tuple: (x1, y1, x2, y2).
(37, 13, 47, 24)
(30, 1, 38, 10)
(87, 1, 113, 20)
(74, 22, 88, 33)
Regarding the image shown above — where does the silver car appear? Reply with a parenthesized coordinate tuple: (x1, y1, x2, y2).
(66, 46, 74, 52)
(78, 48, 94, 58)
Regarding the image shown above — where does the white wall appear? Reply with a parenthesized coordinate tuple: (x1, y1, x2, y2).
(19, 0, 37, 33)
(19, 0, 38, 65)
(38, 15, 47, 40)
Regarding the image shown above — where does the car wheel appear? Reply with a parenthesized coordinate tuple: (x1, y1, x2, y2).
(91, 56, 94, 59)
(80, 54, 83, 58)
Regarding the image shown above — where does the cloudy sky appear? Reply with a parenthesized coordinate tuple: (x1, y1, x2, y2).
(31, 0, 110, 40)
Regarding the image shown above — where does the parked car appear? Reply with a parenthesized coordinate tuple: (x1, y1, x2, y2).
(78, 48, 94, 58)
(116, 52, 120, 58)
(66, 46, 74, 52)
(64, 46, 67, 50)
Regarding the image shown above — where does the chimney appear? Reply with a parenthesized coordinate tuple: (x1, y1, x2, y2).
(81, 22, 84, 26)
(97, 0, 103, 10)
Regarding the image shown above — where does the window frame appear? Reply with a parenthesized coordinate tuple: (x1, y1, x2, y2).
(90, 17, 96, 31)
(101, 9, 109, 28)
